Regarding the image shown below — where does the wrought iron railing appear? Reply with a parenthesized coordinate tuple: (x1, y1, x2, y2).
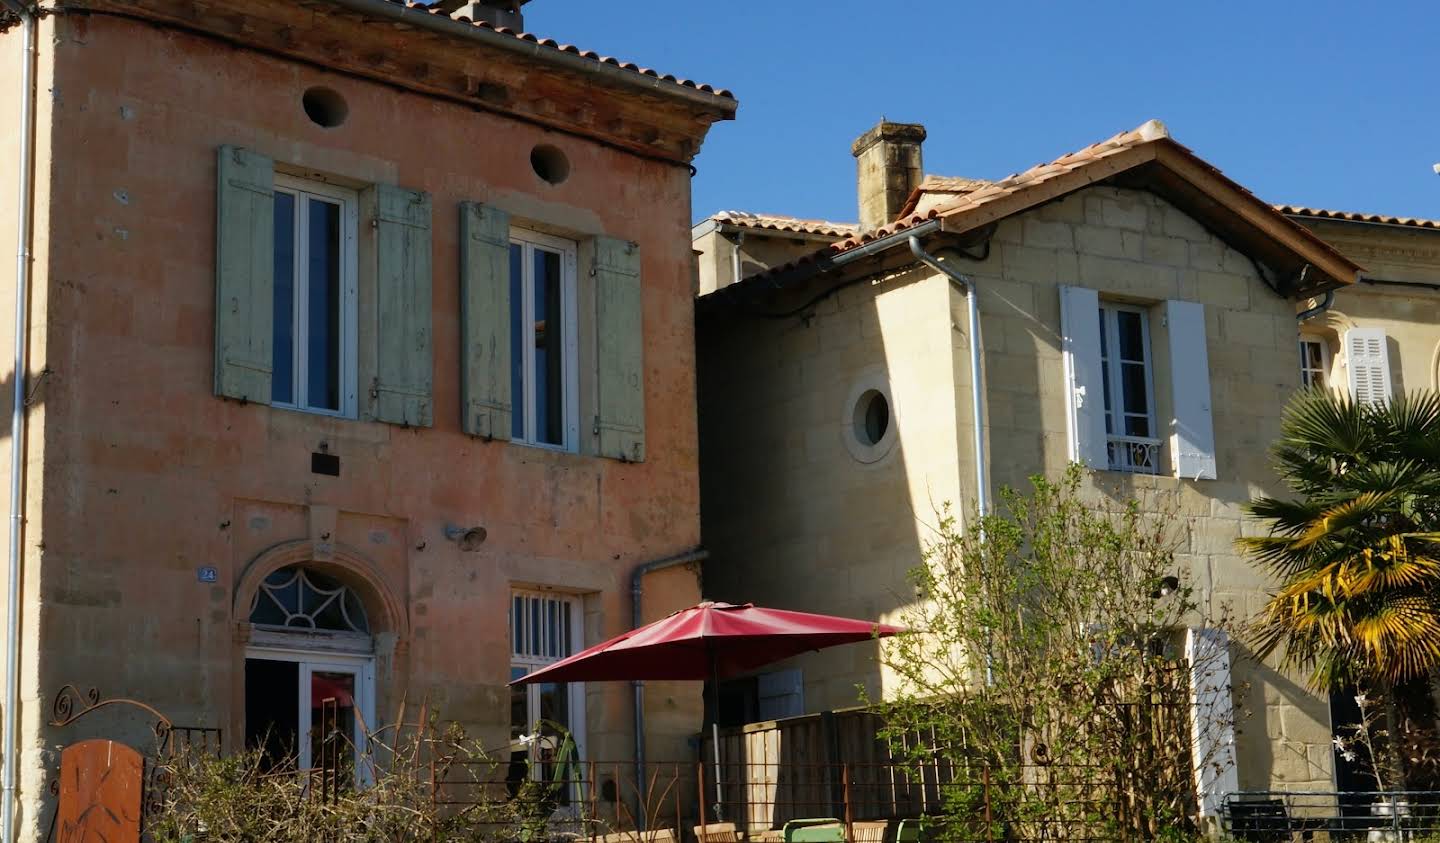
(1222, 790, 1440, 842)
(1107, 435, 1161, 474)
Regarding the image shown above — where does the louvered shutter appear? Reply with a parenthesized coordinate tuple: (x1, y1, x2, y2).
(1165, 300, 1217, 480)
(366, 185, 433, 427)
(1059, 285, 1106, 468)
(459, 202, 512, 439)
(1346, 327, 1392, 406)
(214, 146, 274, 403)
(594, 236, 645, 462)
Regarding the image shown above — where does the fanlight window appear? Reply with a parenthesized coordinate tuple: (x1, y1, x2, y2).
(249, 566, 369, 634)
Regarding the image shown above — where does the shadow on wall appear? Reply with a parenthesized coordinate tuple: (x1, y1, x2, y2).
(1231, 642, 1335, 792)
(696, 265, 932, 719)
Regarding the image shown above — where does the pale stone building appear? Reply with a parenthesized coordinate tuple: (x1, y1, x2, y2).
(693, 119, 1365, 804)
(0, 0, 733, 836)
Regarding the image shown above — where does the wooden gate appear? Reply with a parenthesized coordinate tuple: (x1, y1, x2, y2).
(55, 740, 143, 843)
(46, 685, 222, 843)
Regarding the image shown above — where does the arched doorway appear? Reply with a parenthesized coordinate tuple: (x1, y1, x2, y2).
(244, 565, 376, 783)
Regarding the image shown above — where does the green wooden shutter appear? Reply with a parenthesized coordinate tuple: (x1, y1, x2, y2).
(459, 202, 512, 439)
(214, 146, 274, 404)
(594, 236, 645, 462)
(367, 184, 433, 427)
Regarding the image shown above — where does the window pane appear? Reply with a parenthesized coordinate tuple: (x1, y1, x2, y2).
(563, 603, 573, 658)
(1116, 310, 1144, 361)
(546, 600, 559, 658)
(510, 667, 529, 738)
(272, 192, 296, 405)
(530, 598, 541, 658)
(534, 248, 565, 445)
(513, 595, 523, 657)
(1121, 362, 1149, 417)
(510, 244, 526, 440)
(307, 198, 342, 411)
(1124, 414, 1151, 438)
(538, 681, 570, 732)
(310, 671, 356, 787)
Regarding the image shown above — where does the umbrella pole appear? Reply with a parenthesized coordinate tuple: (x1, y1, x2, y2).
(711, 649, 724, 821)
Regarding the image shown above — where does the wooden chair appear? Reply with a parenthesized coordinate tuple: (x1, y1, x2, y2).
(849, 821, 888, 843)
(693, 821, 745, 843)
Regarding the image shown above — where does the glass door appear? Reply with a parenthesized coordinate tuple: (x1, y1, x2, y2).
(245, 649, 375, 788)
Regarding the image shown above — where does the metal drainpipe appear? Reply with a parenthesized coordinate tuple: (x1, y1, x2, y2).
(1297, 289, 1334, 322)
(907, 237, 988, 521)
(629, 547, 708, 820)
(2, 3, 37, 841)
(731, 231, 744, 289)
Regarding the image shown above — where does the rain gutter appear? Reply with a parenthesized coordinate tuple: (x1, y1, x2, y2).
(1, 2, 36, 840)
(629, 547, 708, 817)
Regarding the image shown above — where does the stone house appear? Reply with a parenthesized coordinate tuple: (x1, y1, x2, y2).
(0, 0, 734, 836)
(692, 119, 1365, 808)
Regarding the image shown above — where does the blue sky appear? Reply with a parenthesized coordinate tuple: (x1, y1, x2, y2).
(528, 1, 1439, 226)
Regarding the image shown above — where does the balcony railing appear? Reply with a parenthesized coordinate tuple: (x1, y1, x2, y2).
(1107, 435, 1161, 474)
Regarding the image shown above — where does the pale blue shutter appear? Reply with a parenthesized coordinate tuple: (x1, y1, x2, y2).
(459, 202, 511, 439)
(1059, 285, 1105, 468)
(214, 146, 274, 403)
(1165, 300, 1217, 480)
(594, 237, 645, 462)
(368, 185, 433, 427)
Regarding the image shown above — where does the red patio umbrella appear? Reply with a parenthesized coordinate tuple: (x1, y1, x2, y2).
(511, 601, 903, 818)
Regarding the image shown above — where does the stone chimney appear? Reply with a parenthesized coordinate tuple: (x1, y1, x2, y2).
(443, 0, 529, 29)
(851, 121, 926, 231)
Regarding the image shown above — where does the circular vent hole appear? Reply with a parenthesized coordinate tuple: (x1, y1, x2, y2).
(531, 144, 570, 185)
(302, 87, 349, 128)
(853, 389, 890, 447)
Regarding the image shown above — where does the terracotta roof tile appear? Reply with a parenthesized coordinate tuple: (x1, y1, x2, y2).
(708, 119, 1359, 297)
(1276, 205, 1440, 231)
(710, 211, 858, 239)
(390, 1, 734, 99)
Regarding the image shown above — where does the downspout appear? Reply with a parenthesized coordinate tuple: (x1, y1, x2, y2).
(2, 3, 37, 841)
(907, 237, 988, 521)
(1296, 289, 1334, 322)
(629, 547, 709, 820)
(731, 231, 744, 289)
(907, 236, 993, 684)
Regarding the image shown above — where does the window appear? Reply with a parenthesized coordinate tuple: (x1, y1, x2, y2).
(509, 590, 585, 804)
(1098, 305, 1159, 474)
(1299, 337, 1329, 389)
(272, 175, 358, 416)
(509, 231, 579, 449)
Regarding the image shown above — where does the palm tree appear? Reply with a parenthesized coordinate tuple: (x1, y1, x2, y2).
(1244, 388, 1440, 787)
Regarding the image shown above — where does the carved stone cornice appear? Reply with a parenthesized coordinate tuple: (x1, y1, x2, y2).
(52, 0, 736, 163)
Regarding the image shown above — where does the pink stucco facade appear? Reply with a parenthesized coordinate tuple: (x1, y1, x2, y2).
(1, 3, 732, 835)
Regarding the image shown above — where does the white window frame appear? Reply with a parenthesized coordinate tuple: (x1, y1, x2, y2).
(272, 174, 359, 418)
(509, 229, 580, 451)
(244, 644, 376, 787)
(1299, 336, 1330, 389)
(509, 589, 587, 765)
(1099, 303, 1159, 474)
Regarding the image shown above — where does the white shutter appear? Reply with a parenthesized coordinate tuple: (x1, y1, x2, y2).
(1186, 628, 1239, 818)
(1165, 300, 1217, 480)
(1346, 327, 1392, 405)
(1059, 285, 1106, 468)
